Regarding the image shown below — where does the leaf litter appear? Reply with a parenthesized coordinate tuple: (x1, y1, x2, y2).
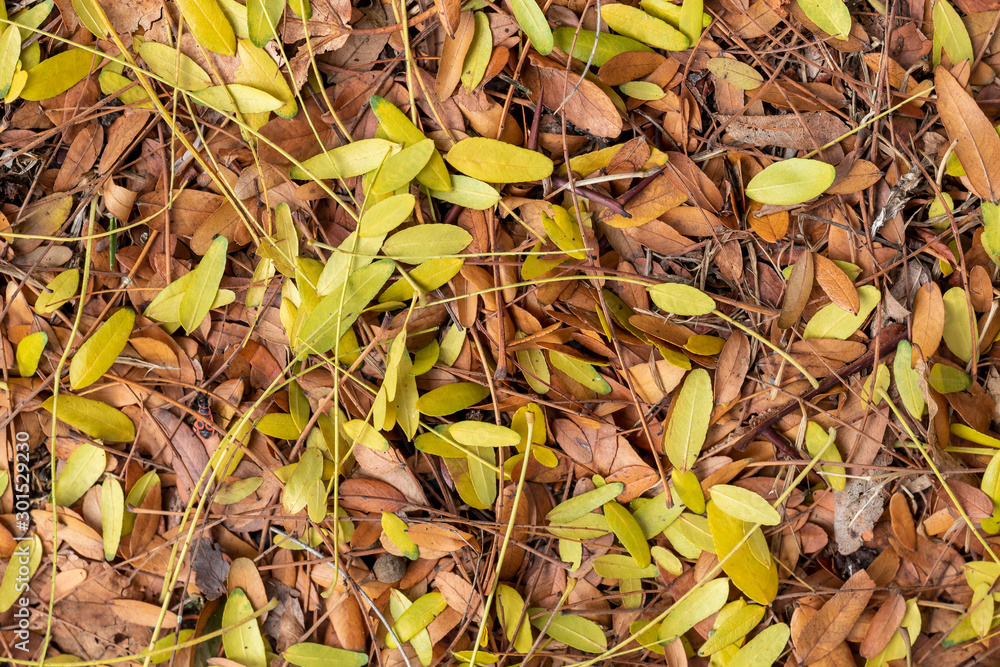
(4, 0, 1000, 664)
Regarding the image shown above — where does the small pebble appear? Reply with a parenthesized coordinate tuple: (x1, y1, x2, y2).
(373, 553, 407, 583)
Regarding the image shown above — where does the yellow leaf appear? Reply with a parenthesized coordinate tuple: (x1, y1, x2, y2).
(247, 0, 284, 47)
(604, 500, 651, 567)
(662, 369, 712, 470)
(709, 484, 781, 525)
(707, 500, 778, 604)
(179, 236, 228, 334)
(282, 448, 324, 515)
(671, 468, 705, 513)
(15, 331, 46, 377)
(42, 395, 135, 442)
(552, 27, 652, 67)
(0, 536, 41, 612)
(805, 422, 846, 491)
(0, 25, 21, 97)
(236, 39, 296, 118)
(706, 57, 763, 90)
(942, 286, 974, 362)
(215, 477, 263, 505)
(803, 284, 880, 340)
(601, 4, 690, 51)
(70, 308, 134, 389)
(699, 602, 765, 656)
(382, 511, 419, 560)
(529, 609, 607, 653)
(933, 0, 973, 67)
(21, 48, 101, 101)
(416, 382, 490, 417)
(461, 12, 493, 91)
(73, 0, 113, 38)
(450, 420, 520, 448)
(393, 592, 446, 641)
(796, 0, 851, 40)
(496, 585, 533, 652)
(593, 554, 659, 578)
(746, 158, 836, 205)
(548, 483, 625, 523)
(430, 174, 500, 211)
(382, 224, 472, 264)
(222, 589, 266, 667)
(657, 577, 730, 642)
(727, 622, 790, 667)
(101, 477, 124, 560)
(283, 643, 368, 667)
(929, 362, 972, 393)
(139, 41, 212, 90)
(371, 95, 451, 191)
(549, 350, 612, 394)
(445, 137, 554, 183)
(191, 83, 284, 114)
(359, 194, 415, 238)
(370, 139, 435, 195)
(176, 0, 237, 55)
(54, 443, 106, 506)
(647, 282, 716, 315)
(893, 340, 924, 419)
(292, 139, 399, 181)
(510, 0, 553, 54)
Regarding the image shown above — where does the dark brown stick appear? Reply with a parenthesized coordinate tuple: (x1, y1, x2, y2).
(731, 328, 909, 451)
(620, 167, 664, 206)
(548, 175, 631, 218)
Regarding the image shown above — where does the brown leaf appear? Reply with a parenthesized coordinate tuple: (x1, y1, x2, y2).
(714, 331, 751, 405)
(912, 282, 945, 359)
(935, 66, 1000, 201)
(598, 51, 669, 87)
(859, 593, 905, 659)
(793, 570, 875, 663)
(813, 253, 860, 314)
(435, 11, 475, 101)
(526, 55, 623, 139)
(777, 250, 814, 329)
(889, 492, 917, 551)
(721, 111, 849, 150)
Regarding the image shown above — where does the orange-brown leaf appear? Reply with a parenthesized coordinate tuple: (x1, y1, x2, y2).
(912, 282, 945, 359)
(793, 570, 875, 664)
(859, 593, 905, 658)
(889, 492, 916, 552)
(813, 253, 860, 314)
(935, 66, 1000, 201)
